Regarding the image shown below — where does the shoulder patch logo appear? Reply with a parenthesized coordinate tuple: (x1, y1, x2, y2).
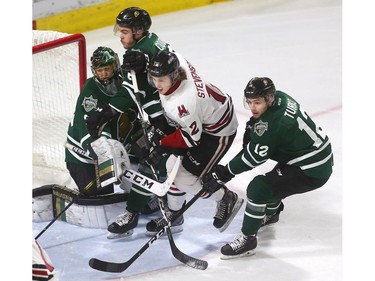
(82, 95, 98, 112)
(254, 120, 268, 136)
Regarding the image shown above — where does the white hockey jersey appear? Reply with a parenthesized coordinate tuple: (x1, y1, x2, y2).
(159, 52, 238, 149)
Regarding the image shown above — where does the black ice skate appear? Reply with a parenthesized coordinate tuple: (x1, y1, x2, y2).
(107, 210, 139, 239)
(260, 202, 284, 227)
(213, 189, 244, 232)
(145, 207, 184, 236)
(221, 233, 257, 260)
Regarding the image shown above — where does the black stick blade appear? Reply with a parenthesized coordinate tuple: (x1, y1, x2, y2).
(89, 258, 128, 273)
(177, 256, 208, 270)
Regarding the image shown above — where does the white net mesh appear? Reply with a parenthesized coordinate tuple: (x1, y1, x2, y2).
(32, 30, 84, 185)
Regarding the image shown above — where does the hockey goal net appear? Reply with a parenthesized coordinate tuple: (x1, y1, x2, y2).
(32, 30, 87, 186)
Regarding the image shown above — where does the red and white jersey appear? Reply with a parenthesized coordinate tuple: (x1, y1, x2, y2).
(32, 238, 58, 280)
(160, 52, 238, 149)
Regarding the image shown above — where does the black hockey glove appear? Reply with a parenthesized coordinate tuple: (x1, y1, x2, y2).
(122, 50, 150, 74)
(143, 127, 169, 167)
(144, 144, 169, 167)
(85, 104, 117, 139)
(201, 164, 235, 195)
(128, 124, 154, 160)
(242, 117, 256, 149)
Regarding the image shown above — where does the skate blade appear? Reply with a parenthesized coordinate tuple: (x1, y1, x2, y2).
(107, 229, 134, 239)
(220, 250, 256, 260)
(218, 198, 244, 233)
(145, 225, 183, 237)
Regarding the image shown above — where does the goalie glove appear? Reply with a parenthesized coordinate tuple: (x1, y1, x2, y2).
(122, 50, 150, 74)
(201, 165, 235, 196)
(86, 104, 117, 139)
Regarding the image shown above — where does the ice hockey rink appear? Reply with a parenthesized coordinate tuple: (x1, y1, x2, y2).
(25, 0, 372, 280)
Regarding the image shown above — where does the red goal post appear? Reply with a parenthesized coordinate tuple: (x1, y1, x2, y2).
(32, 33, 87, 89)
(32, 30, 87, 185)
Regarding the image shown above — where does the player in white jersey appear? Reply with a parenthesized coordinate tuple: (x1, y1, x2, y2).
(143, 50, 244, 234)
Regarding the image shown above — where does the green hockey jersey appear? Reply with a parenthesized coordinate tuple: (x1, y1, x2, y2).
(109, 32, 173, 118)
(65, 77, 139, 166)
(66, 32, 175, 167)
(228, 91, 333, 179)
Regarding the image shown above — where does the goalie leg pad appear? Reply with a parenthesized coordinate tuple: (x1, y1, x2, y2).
(33, 185, 128, 228)
(33, 194, 54, 222)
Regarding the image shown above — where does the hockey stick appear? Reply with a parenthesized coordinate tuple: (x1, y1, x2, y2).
(34, 176, 98, 240)
(35, 145, 101, 240)
(157, 193, 208, 270)
(88, 186, 208, 272)
(65, 142, 179, 197)
(129, 70, 207, 269)
(90, 70, 207, 271)
(65, 140, 101, 188)
(35, 195, 77, 240)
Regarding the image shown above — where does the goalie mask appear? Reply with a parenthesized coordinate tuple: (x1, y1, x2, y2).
(91, 47, 123, 96)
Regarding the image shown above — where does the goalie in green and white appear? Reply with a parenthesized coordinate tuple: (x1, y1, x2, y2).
(65, 46, 140, 196)
(34, 46, 174, 229)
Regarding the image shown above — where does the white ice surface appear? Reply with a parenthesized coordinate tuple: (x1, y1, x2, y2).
(31, 0, 346, 280)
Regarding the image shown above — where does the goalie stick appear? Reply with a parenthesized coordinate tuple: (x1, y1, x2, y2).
(35, 193, 78, 240)
(35, 145, 101, 240)
(89, 186, 208, 272)
(36, 139, 101, 240)
(34, 178, 98, 240)
(65, 142, 179, 197)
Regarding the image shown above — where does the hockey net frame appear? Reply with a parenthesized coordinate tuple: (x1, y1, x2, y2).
(32, 31, 87, 186)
